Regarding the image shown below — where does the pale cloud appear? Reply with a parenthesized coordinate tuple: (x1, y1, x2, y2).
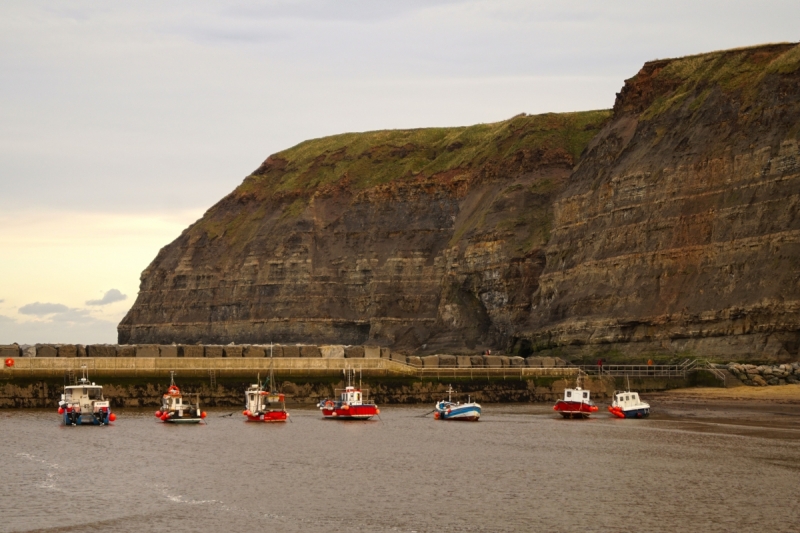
(86, 289, 128, 306)
(19, 302, 69, 315)
(0, 312, 118, 344)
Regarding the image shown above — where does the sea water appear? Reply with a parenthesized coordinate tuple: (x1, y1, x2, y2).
(1, 401, 799, 533)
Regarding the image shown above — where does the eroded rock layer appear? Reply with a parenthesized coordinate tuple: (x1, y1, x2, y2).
(523, 43, 800, 362)
(119, 112, 610, 352)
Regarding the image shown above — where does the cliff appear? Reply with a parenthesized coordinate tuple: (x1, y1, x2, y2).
(523, 42, 800, 362)
(121, 42, 800, 363)
(119, 111, 610, 352)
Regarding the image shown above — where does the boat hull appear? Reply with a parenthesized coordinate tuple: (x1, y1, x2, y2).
(608, 406, 650, 419)
(553, 400, 598, 419)
(62, 412, 110, 426)
(321, 404, 378, 420)
(163, 417, 203, 424)
(246, 411, 288, 423)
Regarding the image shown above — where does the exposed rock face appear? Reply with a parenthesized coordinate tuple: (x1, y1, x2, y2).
(522, 43, 800, 362)
(119, 112, 610, 352)
(121, 42, 800, 362)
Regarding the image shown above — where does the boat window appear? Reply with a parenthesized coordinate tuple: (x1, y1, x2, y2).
(566, 391, 572, 398)
(583, 392, 588, 399)
(88, 388, 100, 400)
(625, 395, 629, 401)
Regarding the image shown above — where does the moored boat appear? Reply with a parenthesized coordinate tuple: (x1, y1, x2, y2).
(433, 384, 481, 421)
(608, 390, 650, 419)
(318, 368, 379, 420)
(58, 367, 116, 426)
(243, 346, 288, 422)
(553, 374, 598, 419)
(155, 372, 206, 424)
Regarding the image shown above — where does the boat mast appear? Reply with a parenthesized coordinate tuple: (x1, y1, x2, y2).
(269, 342, 275, 395)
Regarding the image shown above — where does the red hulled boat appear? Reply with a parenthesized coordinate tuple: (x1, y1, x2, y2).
(553, 374, 598, 419)
(318, 368, 379, 420)
(243, 345, 288, 422)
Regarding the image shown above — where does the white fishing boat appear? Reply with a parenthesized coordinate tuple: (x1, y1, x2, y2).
(154, 372, 206, 424)
(58, 366, 116, 426)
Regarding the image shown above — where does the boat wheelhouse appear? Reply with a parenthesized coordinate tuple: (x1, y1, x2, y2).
(608, 390, 650, 419)
(58, 367, 115, 426)
(318, 367, 379, 420)
(433, 384, 481, 421)
(154, 372, 206, 424)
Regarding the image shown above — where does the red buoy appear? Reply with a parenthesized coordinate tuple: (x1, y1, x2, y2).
(243, 410, 250, 417)
(201, 411, 207, 419)
(4, 358, 13, 368)
(58, 407, 64, 415)
(108, 413, 116, 422)
(154, 411, 161, 417)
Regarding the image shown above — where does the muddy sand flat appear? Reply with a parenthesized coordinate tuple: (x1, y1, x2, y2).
(656, 384, 800, 403)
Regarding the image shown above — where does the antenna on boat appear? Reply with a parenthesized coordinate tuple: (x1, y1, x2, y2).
(170, 370, 176, 387)
(359, 367, 362, 389)
(447, 384, 454, 403)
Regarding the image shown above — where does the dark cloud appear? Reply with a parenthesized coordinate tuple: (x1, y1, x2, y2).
(19, 302, 69, 315)
(86, 289, 127, 306)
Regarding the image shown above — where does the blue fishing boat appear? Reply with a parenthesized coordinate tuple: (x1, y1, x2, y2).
(434, 385, 481, 421)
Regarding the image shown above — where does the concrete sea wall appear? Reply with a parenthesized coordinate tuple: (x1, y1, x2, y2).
(0, 342, 568, 369)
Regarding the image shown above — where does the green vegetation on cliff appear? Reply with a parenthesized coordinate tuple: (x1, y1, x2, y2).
(635, 42, 800, 120)
(238, 110, 611, 199)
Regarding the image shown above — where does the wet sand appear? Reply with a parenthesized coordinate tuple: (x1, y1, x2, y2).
(656, 384, 800, 403)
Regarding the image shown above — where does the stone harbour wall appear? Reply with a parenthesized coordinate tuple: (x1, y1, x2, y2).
(0, 343, 568, 369)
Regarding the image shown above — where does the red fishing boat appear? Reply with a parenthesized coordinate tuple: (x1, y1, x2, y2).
(243, 346, 288, 422)
(553, 374, 598, 419)
(318, 368, 379, 420)
(243, 382, 288, 422)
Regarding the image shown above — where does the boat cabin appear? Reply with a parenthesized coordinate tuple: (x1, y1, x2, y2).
(563, 387, 591, 403)
(246, 385, 285, 412)
(62, 383, 105, 410)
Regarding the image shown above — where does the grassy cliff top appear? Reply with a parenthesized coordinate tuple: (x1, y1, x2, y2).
(628, 42, 800, 119)
(237, 110, 611, 199)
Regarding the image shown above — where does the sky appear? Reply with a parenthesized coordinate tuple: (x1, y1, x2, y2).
(1, 0, 798, 345)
